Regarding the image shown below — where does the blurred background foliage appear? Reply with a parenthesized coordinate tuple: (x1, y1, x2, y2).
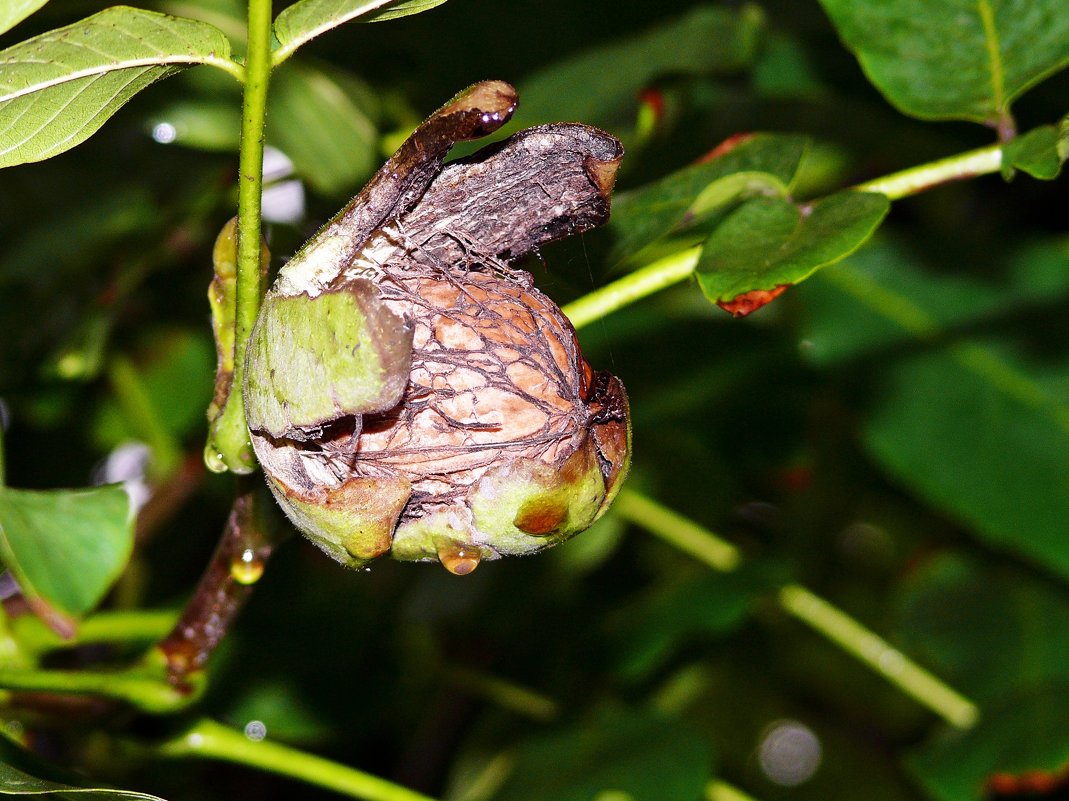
(1, 0, 1068, 800)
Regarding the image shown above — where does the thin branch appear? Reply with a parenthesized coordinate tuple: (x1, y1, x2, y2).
(563, 142, 1007, 331)
(777, 584, 979, 729)
(0, 660, 189, 714)
(563, 246, 700, 331)
(613, 488, 980, 729)
(852, 144, 1002, 199)
(156, 479, 280, 684)
(158, 718, 439, 801)
(706, 780, 763, 801)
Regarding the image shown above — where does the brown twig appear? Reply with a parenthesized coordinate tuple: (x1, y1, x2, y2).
(157, 477, 283, 684)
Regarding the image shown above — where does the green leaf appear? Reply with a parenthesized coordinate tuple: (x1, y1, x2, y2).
(268, 62, 378, 195)
(0, 761, 165, 798)
(608, 133, 808, 266)
(0, 0, 49, 36)
(1002, 124, 1065, 180)
(907, 684, 1069, 801)
(495, 708, 712, 801)
(818, 0, 1069, 126)
(91, 329, 215, 452)
(611, 569, 770, 682)
(893, 553, 1069, 704)
(0, 6, 237, 168)
(361, 0, 449, 23)
(695, 190, 890, 305)
(865, 346, 1069, 578)
(799, 240, 1069, 577)
(272, 0, 448, 63)
(517, 4, 765, 127)
(0, 485, 134, 618)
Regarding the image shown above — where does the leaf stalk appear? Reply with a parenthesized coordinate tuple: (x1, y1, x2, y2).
(613, 488, 980, 729)
(158, 718, 439, 801)
(564, 142, 1006, 330)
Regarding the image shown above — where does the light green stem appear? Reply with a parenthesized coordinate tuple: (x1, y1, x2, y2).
(705, 780, 762, 801)
(777, 584, 979, 729)
(563, 247, 700, 331)
(0, 408, 5, 486)
(613, 489, 740, 571)
(445, 665, 560, 722)
(159, 718, 438, 801)
(13, 609, 177, 656)
(852, 144, 1002, 199)
(615, 489, 979, 729)
(0, 664, 190, 714)
(211, 0, 273, 474)
(563, 143, 1006, 331)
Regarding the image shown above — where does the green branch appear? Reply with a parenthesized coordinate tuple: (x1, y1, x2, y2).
(613, 488, 980, 730)
(777, 584, 979, 729)
(210, 0, 273, 474)
(851, 144, 1002, 199)
(0, 662, 192, 714)
(564, 143, 1006, 332)
(12, 609, 177, 656)
(612, 489, 740, 571)
(563, 247, 700, 331)
(158, 718, 438, 801)
(706, 780, 762, 801)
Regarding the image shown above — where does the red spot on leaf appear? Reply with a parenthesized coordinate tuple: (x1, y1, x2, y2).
(697, 133, 755, 164)
(717, 284, 790, 318)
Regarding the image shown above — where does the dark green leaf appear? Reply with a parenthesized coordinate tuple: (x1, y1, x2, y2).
(799, 240, 1069, 576)
(268, 62, 378, 195)
(0, 0, 49, 36)
(609, 133, 808, 265)
(0, 485, 134, 618)
(0, 761, 164, 797)
(695, 191, 889, 305)
(0, 7, 237, 168)
(864, 346, 1069, 578)
(797, 238, 1069, 367)
(612, 570, 768, 681)
(818, 0, 1069, 125)
(496, 708, 712, 801)
(272, 0, 448, 62)
(517, 4, 765, 127)
(1002, 124, 1064, 180)
(893, 553, 1069, 704)
(91, 329, 215, 452)
(907, 684, 1069, 801)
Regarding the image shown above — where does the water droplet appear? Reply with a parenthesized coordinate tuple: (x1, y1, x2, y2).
(758, 719, 822, 787)
(203, 444, 228, 474)
(437, 541, 481, 576)
(231, 548, 264, 584)
(152, 122, 177, 144)
(244, 719, 267, 741)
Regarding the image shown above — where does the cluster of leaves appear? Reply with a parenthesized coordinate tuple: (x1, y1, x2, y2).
(0, 0, 1068, 800)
